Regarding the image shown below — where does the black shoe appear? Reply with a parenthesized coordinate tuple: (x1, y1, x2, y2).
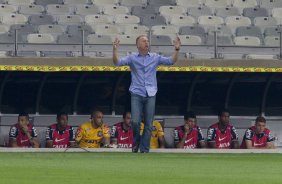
(132, 144, 139, 153)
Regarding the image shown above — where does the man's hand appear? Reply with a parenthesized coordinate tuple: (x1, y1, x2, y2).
(113, 37, 120, 49)
(173, 36, 181, 50)
(184, 124, 190, 134)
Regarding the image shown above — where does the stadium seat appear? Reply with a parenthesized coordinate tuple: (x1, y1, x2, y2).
(243, 8, 268, 20)
(1, 13, 28, 24)
(63, 0, 88, 4)
(87, 34, 113, 44)
(114, 14, 140, 24)
(179, 25, 206, 37)
(225, 16, 252, 33)
(235, 26, 263, 40)
(74, 4, 102, 15)
(117, 34, 138, 45)
(120, 0, 148, 7)
(149, 0, 174, 6)
(234, 36, 261, 46)
(10, 24, 38, 33)
(0, 32, 24, 43)
(175, 0, 202, 7)
(66, 25, 93, 35)
(46, 4, 71, 15)
(232, 0, 258, 10)
(254, 17, 278, 31)
(57, 15, 83, 25)
(245, 54, 276, 59)
(264, 36, 280, 47)
(103, 5, 129, 15)
(264, 27, 281, 37)
(0, 24, 9, 34)
(272, 8, 282, 23)
(0, 4, 18, 14)
(150, 35, 173, 45)
(131, 5, 159, 16)
(188, 6, 213, 17)
(28, 14, 56, 25)
(85, 14, 113, 25)
(27, 33, 56, 43)
(35, 0, 62, 6)
(19, 5, 45, 15)
(178, 35, 202, 45)
(38, 24, 65, 34)
(122, 24, 149, 35)
(159, 6, 187, 16)
(169, 15, 195, 26)
(206, 35, 233, 45)
(204, 0, 232, 8)
(93, 24, 121, 35)
(215, 7, 241, 17)
(207, 25, 233, 36)
(90, 0, 119, 6)
(151, 25, 178, 36)
(260, 0, 282, 9)
(198, 15, 224, 27)
(6, 0, 35, 5)
(140, 15, 166, 27)
(57, 33, 84, 44)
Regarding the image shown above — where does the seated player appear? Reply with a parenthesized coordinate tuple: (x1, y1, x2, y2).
(207, 109, 239, 149)
(110, 111, 133, 148)
(174, 111, 206, 149)
(140, 119, 165, 149)
(75, 110, 110, 148)
(9, 113, 40, 148)
(46, 112, 76, 148)
(241, 116, 275, 149)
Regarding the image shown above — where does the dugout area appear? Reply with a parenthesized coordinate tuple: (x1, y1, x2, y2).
(0, 58, 282, 147)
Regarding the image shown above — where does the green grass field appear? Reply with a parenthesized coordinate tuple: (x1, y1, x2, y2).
(0, 152, 281, 184)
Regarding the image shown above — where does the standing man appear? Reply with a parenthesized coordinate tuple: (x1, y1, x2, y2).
(241, 116, 275, 149)
(110, 111, 133, 148)
(174, 112, 206, 149)
(46, 112, 76, 148)
(207, 109, 239, 149)
(75, 110, 110, 148)
(9, 113, 40, 148)
(113, 35, 181, 153)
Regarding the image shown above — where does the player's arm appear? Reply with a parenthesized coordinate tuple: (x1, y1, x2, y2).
(197, 127, 206, 148)
(265, 142, 274, 149)
(75, 127, 83, 146)
(9, 126, 19, 147)
(175, 133, 187, 148)
(29, 137, 40, 148)
(207, 128, 216, 148)
(9, 138, 18, 147)
(231, 126, 239, 149)
(158, 136, 165, 148)
(45, 127, 53, 148)
(110, 125, 118, 146)
(102, 125, 111, 147)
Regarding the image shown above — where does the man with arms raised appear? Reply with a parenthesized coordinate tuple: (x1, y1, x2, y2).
(113, 35, 181, 153)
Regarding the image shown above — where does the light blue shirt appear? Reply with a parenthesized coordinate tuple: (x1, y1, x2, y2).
(115, 52, 174, 97)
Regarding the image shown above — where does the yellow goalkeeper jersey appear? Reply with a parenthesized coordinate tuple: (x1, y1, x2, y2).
(75, 121, 110, 148)
(140, 120, 164, 149)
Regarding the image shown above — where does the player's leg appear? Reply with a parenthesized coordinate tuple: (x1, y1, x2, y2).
(131, 93, 143, 152)
(140, 95, 155, 153)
